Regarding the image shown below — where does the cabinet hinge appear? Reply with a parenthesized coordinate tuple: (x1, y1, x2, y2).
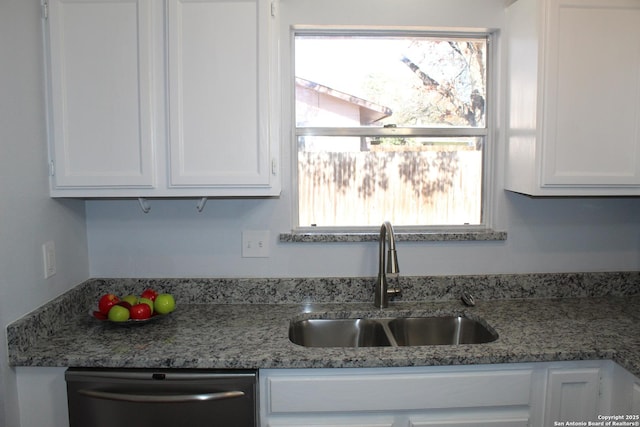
(42, 1, 49, 19)
(270, 1, 277, 17)
(271, 158, 277, 175)
(49, 161, 55, 176)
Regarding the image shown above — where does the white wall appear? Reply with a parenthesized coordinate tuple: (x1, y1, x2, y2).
(86, 0, 640, 278)
(0, 1, 89, 425)
(85, 193, 640, 278)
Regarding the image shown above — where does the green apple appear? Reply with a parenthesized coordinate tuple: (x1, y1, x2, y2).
(139, 297, 154, 313)
(108, 305, 130, 322)
(122, 294, 138, 306)
(154, 293, 175, 315)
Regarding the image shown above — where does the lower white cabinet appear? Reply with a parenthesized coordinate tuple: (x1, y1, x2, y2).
(260, 365, 534, 427)
(11, 361, 640, 427)
(409, 420, 528, 427)
(260, 361, 621, 427)
(543, 368, 600, 426)
(262, 421, 394, 427)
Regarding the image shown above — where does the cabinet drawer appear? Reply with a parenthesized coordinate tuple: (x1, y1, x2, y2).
(266, 370, 532, 414)
(268, 422, 394, 427)
(409, 418, 529, 427)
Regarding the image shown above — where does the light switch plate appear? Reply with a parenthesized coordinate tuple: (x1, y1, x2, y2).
(242, 230, 270, 258)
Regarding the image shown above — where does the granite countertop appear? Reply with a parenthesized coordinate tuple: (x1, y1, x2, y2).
(7, 274, 640, 376)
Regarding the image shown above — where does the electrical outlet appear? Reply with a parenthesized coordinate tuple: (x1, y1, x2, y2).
(242, 230, 270, 258)
(42, 241, 56, 278)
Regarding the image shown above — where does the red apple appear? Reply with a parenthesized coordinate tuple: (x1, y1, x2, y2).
(116, 301, 132, 310)
(98, 294, 119, 315)
(140, 288, 158, 301)
(129, 303, 152, 320)
(92, 310, 107, 320)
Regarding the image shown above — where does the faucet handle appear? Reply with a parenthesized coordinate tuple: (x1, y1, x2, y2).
(387, 287, 402, 300)
(461, 292, 476, 307)
(386, 270, 401, 300)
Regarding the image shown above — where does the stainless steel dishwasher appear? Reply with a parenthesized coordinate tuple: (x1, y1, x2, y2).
(65, 368, 257, 427)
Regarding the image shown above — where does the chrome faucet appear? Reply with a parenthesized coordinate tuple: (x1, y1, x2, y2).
(374, 221, 402, 308)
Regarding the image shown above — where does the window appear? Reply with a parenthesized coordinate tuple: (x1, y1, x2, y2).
(294, 30, 490, 230)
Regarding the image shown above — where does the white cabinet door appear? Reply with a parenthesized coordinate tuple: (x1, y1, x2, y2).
(167, 0, 277, 190)
(543, 367, 601, 425)
(46, 0, 280, 197)
(505, 0, 640, 195)
(46, 0, 156, 191)
(541, 0, 640, 187)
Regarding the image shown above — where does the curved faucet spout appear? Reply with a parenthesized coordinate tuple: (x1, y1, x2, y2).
(374, 221, 402, 308)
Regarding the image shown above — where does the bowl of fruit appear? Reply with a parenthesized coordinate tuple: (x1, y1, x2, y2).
(91, 289, 176, 324)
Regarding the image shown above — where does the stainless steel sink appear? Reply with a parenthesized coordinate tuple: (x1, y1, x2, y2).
(289, 316, 497, 347)
(288, 319, 392, 347)
(387, 316, 497, 346)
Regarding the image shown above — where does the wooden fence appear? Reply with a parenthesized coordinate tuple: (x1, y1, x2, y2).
(298, 151, 482, 226)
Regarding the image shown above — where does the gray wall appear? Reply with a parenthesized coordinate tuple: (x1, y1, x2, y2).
(86, 0, 640, 278)
(0, 1, 89, 425)
(85, 194, 640, 278)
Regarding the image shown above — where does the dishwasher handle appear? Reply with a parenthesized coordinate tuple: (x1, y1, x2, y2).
(78, 388, 245, 404)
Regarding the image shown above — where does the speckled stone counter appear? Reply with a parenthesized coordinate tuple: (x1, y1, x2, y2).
(7, 273, 640, 377)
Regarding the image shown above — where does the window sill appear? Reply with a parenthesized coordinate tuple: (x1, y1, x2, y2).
(279, 229, 507, 243)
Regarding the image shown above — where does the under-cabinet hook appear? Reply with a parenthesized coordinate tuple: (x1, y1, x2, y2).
(137, 198, 151, 214)
(196, 197, 208, 213)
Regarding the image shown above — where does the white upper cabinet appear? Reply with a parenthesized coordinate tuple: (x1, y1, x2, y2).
(505, 0, 640, 195)
(46, 0, 156, 190)
(167, 0, 273, 189)
(44, 0, 280, 197)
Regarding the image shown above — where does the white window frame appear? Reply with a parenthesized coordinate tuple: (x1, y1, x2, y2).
(290, 26, 497, 235)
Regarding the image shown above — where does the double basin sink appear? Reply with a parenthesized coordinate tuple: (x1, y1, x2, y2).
(289, 315, 498, 348)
